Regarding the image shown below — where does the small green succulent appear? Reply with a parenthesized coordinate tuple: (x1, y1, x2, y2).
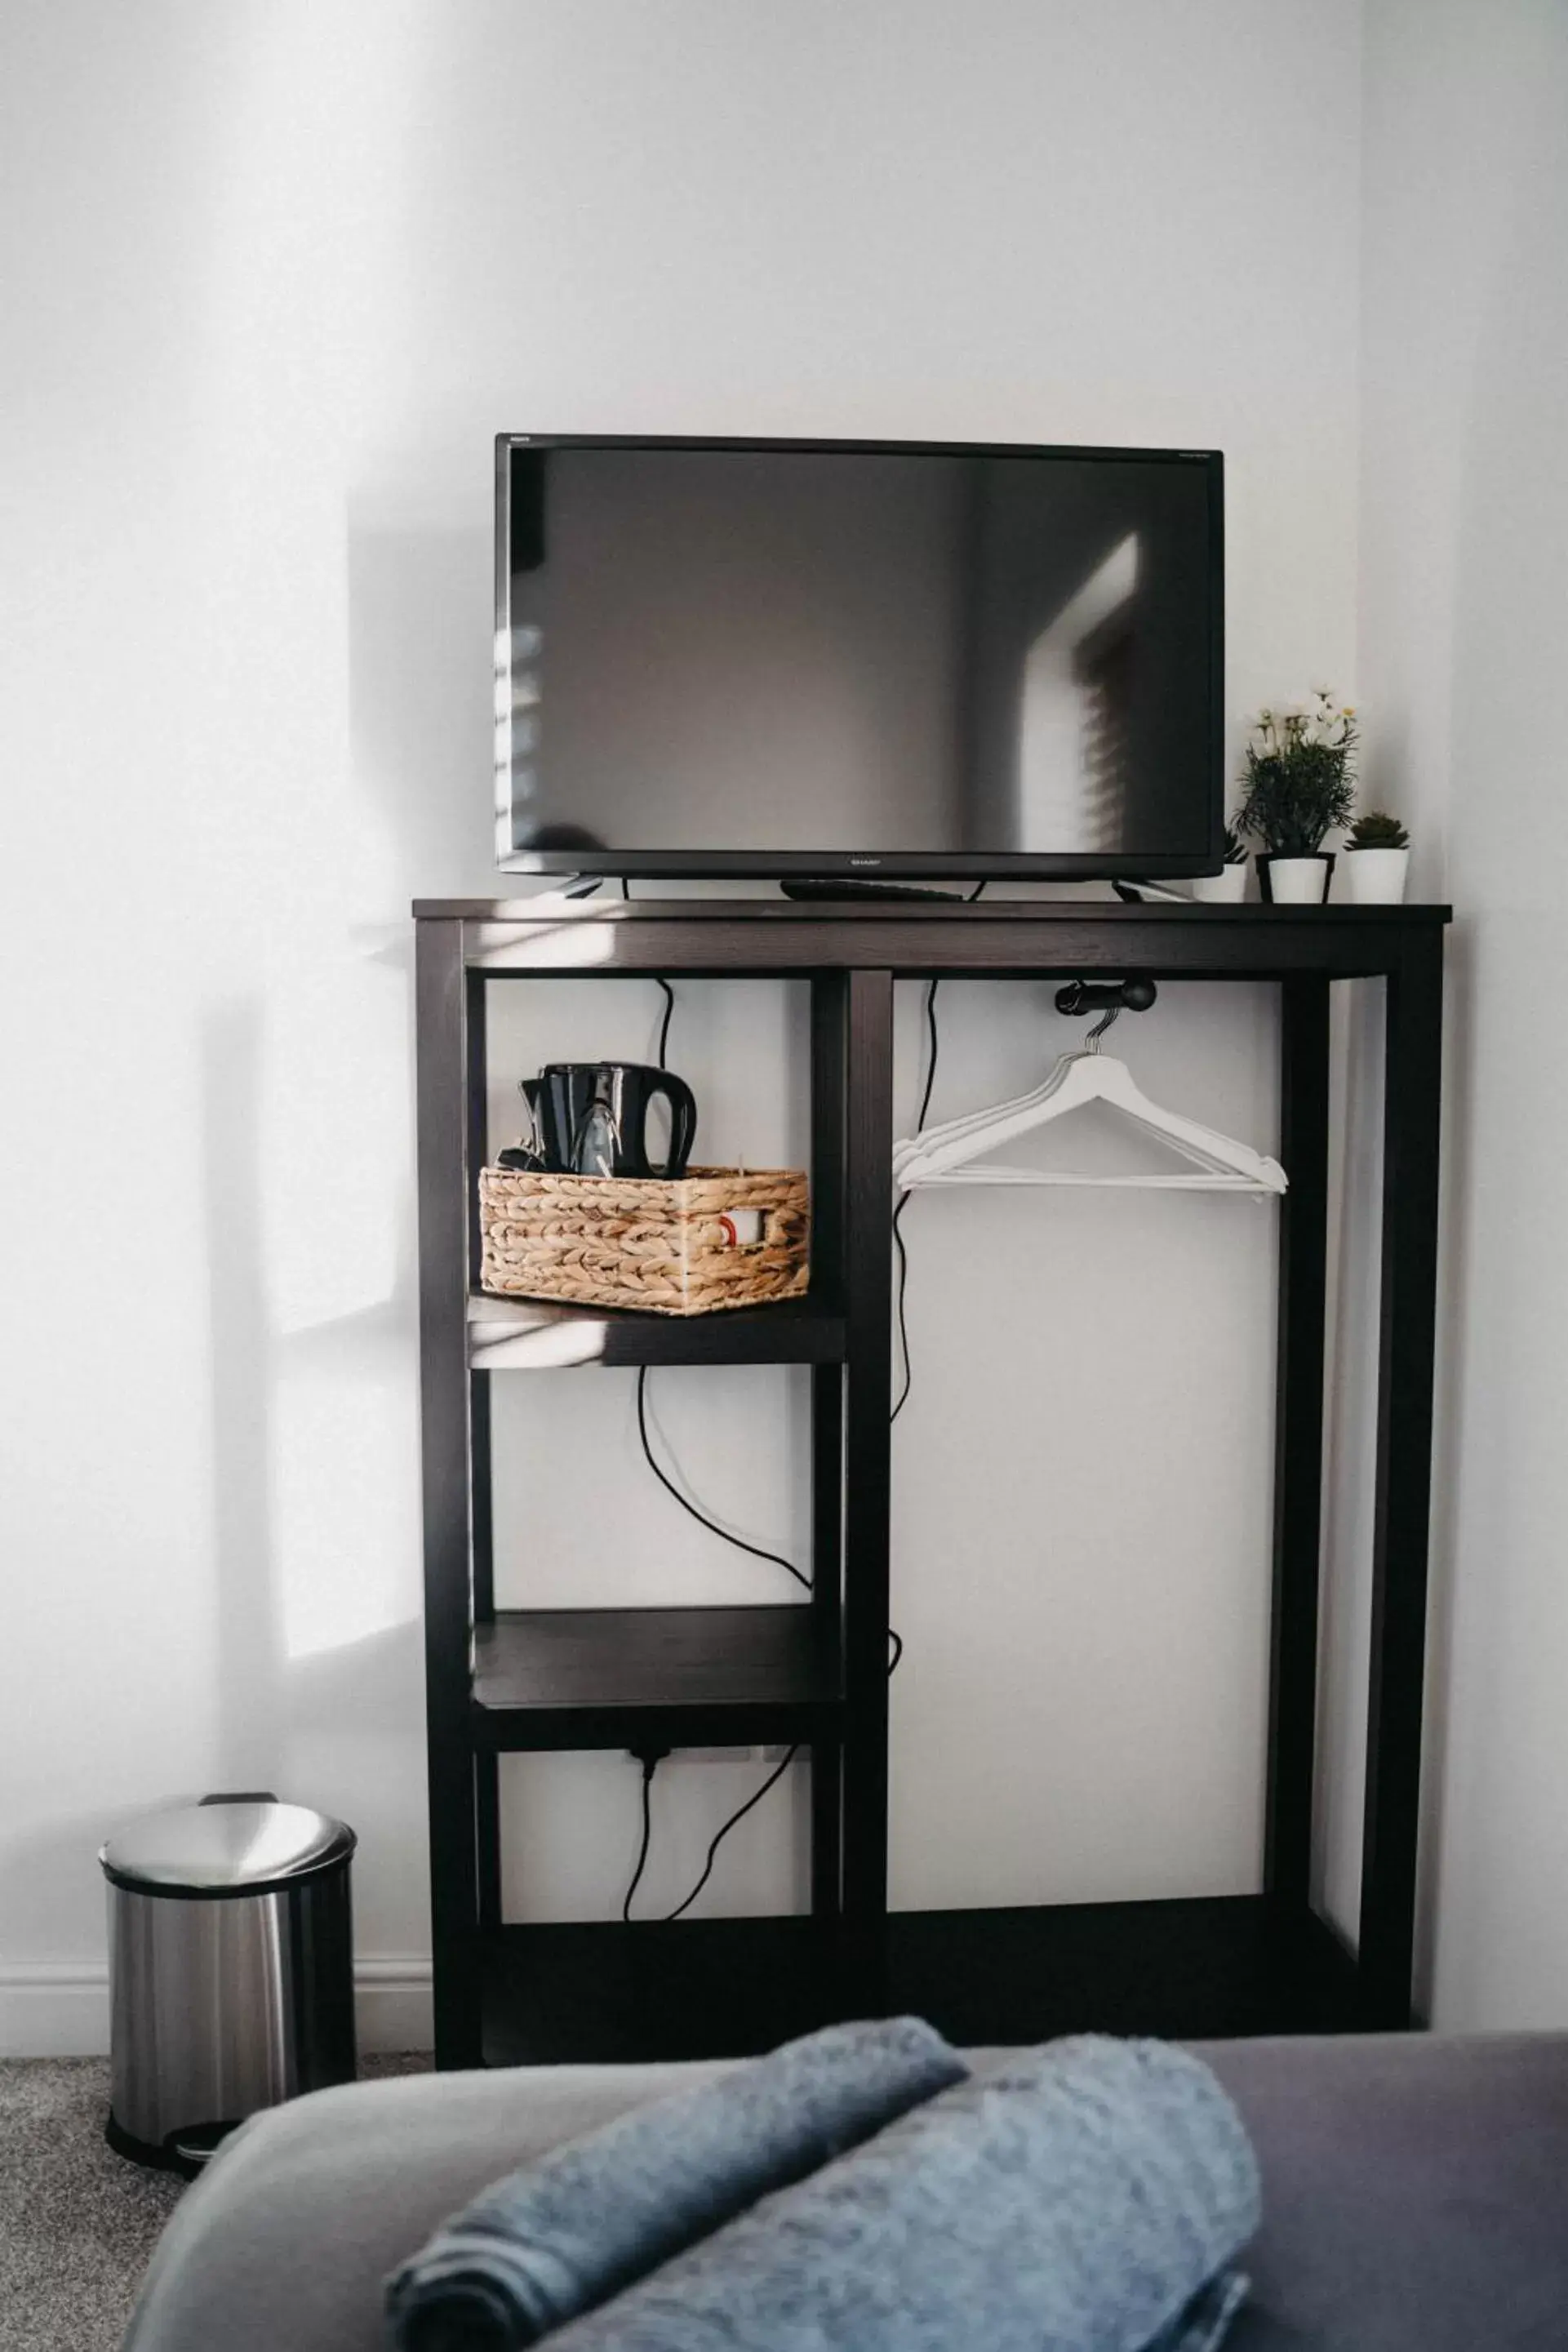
(1348, 811, 1410, 851)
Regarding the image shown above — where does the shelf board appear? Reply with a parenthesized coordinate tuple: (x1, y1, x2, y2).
(885, 1894, 1363, 2047)
(421, 897, 1452, 986)
(478, 1896, 1366, 2065)
(467, 1292, 845, 1370)
(475, 1895, 1369, 2063)
(420, 896, 1454, 925)
(471, 1605, 842, 1750)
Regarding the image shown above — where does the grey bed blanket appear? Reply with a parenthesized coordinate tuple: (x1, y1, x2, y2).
(385, 2016, 964, 2351)
(544, 2034, 1260, 2352)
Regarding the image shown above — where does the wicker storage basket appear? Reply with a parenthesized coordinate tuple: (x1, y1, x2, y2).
(478, 1164, 811, 1316)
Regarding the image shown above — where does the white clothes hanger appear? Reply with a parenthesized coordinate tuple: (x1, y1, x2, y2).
(892, 1051, 1076, 1182)
(890, 981, 1159, 1180)
(894, 1007, 1287, 1196)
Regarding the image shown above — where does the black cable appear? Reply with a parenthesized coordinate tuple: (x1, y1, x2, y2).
(891, 879, 985, 1426)
(620, 935, 699, 1921)
(886, 975, 936, 1679)
(891, 979, 939, 1425)
(625, 883, 981, 1902)
(620, 880, 676, 1066)
(886, 882, 985, 1674)
(665, 1745, 799, 1922)
(629, 1328, 809, 1919)
(635, 1367, 811, 1591)
(622, 1753, 660, 1921)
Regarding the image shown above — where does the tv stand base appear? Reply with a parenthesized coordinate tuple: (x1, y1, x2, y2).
(779, 878, 966, 905)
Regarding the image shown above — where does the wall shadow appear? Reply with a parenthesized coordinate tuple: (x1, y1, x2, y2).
(346, 515, 497, 900)
(203, 998, 286, 1789)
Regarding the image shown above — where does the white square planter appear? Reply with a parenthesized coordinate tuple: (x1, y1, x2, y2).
(1258, 854, 1335, 905)
(1341, 847, 1410, 904)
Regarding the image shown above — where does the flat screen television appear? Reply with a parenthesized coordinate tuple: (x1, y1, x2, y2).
(495, 435, 1223, 882)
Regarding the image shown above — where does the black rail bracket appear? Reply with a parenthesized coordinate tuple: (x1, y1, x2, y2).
(1055, 976, 1158, 1018)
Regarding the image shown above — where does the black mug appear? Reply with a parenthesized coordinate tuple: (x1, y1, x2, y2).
(519, 1062, 698, 1179)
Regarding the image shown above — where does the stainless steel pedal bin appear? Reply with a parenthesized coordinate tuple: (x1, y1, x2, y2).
(100, 1792, 357, 2174)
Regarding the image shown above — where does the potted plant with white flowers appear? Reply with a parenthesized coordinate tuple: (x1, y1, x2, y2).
(1192, 824, 1250, 903)
(1237, 691, 1358, 905)
(1341, 810, 1411, 904)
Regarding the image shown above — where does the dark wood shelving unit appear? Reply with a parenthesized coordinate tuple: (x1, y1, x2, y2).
(415, 896, 1450, 2067)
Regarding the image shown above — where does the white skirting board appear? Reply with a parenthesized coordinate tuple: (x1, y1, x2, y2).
(0, 1958, 433, 2058)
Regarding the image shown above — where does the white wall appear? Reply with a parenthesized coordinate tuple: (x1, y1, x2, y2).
(1357, 0, 1568, 2026)
(0, 0, 1363, 2052)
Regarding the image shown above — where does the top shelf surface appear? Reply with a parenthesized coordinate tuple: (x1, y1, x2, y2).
(416, 896, 1452, 924)
(415, 895, 1450, 981)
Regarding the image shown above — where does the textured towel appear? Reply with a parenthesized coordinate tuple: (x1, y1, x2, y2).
(544, 2035, 1261, 2352)
(384, 2017, 965, 2351)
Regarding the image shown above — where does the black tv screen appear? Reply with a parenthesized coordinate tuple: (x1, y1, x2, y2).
(495, 436, 1223, 881)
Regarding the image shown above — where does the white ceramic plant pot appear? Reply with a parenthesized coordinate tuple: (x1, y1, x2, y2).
(1341, 847, 1410, 905)
(1259, 854, 1333, 905)
(1192, 864, 1249, 903)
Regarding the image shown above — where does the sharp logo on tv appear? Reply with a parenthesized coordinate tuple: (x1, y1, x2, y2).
(495, 436, 1223, 882)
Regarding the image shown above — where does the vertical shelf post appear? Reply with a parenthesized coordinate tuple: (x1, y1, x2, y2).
(841, 969, 895, 1964)
(809, 975, 848, 1919)
(1360, 927, 1444, 2025)
(466, 971, 502, 1936)
(416, 918, 484, 2066)
(1264, 976, 1330, 1914)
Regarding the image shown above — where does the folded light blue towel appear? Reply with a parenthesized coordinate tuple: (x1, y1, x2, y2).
(384, 2017, 965, 2352)
(544, 2034, 1261, 2352)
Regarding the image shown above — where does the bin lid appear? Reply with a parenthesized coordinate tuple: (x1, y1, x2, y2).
(100, 1798, 356, 1898)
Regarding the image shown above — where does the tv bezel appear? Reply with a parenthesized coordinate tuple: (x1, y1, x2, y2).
(495, 433, 1225, 882)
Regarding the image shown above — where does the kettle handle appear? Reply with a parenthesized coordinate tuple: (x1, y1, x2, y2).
(646, 1072, 698, 1178)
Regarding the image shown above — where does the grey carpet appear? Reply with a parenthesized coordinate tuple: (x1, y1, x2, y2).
(0, 2056, 430, 2352)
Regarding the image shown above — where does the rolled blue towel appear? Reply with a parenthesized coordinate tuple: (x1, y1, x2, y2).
(385, 2017, 965, 2352)
(544, 2035, 1261, 2352)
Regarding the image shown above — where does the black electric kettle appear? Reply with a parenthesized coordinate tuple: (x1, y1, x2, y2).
(513, 1062, 698, 1179)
